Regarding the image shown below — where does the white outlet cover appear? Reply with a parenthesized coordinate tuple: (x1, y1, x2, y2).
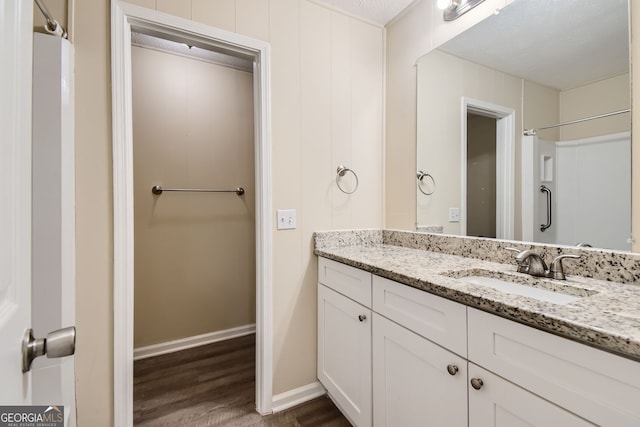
(277, 209, 297, 230)
(449, 207, 460, 222)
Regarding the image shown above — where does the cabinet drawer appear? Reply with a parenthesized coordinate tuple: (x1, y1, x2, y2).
(372, 275, 467, 357)
(468, 308, 640, 426)
(318, 257, 372, 307)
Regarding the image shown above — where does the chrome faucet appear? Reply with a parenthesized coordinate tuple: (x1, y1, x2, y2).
(506, 248, 580, 280)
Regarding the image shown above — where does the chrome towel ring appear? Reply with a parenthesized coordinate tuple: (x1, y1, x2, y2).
(417, 171, 435, 195)
(336, 165, 359, 194)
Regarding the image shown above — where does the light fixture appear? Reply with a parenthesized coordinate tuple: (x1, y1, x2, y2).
(441, 0, 486, 21)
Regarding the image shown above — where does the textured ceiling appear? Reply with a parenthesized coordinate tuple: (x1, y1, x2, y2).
(319, 0, 416, 24)
(438, 0, 629, 90)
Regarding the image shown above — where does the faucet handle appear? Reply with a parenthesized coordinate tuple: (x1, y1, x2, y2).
(505, 247, 522, 255)
(549, 254, 581, 280)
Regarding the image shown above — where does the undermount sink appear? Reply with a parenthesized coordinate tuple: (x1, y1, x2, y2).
(446, 269, 597, 305)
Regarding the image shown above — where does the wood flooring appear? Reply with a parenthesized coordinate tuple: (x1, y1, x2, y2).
(134, 334, 351, 426)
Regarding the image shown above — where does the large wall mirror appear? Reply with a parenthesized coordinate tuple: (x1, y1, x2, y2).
(416, 0, 631, 251)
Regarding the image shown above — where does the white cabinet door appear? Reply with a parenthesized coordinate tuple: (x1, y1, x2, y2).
(468, 364, 594, 427)
(372, 314, 467, 427)
(318, 284, 372, 427)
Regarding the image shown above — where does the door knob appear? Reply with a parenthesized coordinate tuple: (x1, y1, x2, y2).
(22, 326, 76, 373)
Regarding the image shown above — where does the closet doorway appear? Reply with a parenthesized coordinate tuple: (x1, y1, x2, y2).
(112, 3, 273, 425)
(130, 32, 257, 420)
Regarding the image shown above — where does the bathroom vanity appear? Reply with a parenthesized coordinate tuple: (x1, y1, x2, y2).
(315, 230, 640, 427)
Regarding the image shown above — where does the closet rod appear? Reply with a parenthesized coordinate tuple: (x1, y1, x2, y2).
(34, 0, 67, 38)
(151, 185, 245, 196)
(523, 108, 630, 136)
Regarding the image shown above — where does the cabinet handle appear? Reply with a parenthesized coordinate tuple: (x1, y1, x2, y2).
(446, 364, 459, 376)
(470, 378, 484, 390)
(358, 314, 367, 322)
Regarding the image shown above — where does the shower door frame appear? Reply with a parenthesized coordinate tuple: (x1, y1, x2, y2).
(111, 2, 273, 425)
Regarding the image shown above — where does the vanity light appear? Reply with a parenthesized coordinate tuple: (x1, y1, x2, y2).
(441, 0, 486, 21)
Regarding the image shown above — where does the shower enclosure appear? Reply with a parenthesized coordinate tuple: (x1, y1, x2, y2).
(522, 131, 631, 251)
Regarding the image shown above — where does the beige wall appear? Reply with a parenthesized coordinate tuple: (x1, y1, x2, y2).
(384, 0, 430, 230)
(523, 74, 630, 142)
(33, 0, 67, 34)
(523, 80, 559, 141)
(73, 0, 113, 424)
(72, 0, 383, 425)
(385, 0, 515, 231)
(415, 50, 523, 237)
(559, 74, 631, 141)
(131, 46, 256, 348)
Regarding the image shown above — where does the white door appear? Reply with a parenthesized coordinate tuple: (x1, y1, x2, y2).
(468, 364, 592, 427)
(1, 2, 75, 421)
(372, 314, 467, 427)
(0, 0, 35, 404)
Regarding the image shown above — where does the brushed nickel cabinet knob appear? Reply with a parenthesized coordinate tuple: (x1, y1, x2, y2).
(471, 378, 484, 390)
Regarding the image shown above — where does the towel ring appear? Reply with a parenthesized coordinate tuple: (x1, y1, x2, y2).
(336, 165, 359, 194)
(417, 170, 435, 195)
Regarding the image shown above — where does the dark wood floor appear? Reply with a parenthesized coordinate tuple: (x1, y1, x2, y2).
(134, 334, 351, 426)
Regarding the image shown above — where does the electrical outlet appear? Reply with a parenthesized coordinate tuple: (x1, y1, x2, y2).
(449, 207, 460, 222)
(277, 209, 297, 230)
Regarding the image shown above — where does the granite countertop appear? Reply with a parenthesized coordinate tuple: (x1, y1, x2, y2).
(314, 231, 640, 362)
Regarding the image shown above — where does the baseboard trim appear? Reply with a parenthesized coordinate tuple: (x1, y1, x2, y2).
(271, 381, 326, 413)
(133, 324, 256, 360)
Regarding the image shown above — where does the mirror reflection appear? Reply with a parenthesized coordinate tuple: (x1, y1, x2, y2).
(416, 0, 631, 251)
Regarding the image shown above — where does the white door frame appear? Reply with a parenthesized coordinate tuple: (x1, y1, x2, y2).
(111, 2, 273, 425)
(461, 97, 515, 240)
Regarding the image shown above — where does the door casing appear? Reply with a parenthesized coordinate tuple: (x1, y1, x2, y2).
(461, 97, 515, 240)
(111, 2, 273, 425)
